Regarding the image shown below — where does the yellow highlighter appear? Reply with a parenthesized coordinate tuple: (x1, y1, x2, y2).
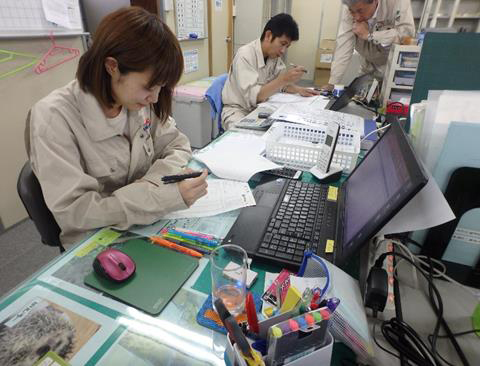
(279, 286, 302, 313)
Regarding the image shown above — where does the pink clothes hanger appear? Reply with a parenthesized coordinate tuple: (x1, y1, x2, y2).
(34, 32, 80, 74)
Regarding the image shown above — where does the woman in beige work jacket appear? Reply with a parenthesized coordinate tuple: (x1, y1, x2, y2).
(26, 7, 208, 246)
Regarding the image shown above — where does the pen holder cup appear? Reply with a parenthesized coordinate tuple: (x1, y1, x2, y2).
(225, 330, 333, 366)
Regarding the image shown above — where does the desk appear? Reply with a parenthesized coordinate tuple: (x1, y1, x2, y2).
(0, 104, 373, 365)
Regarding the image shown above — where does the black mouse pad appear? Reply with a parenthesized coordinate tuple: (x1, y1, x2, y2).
(84, 238, 199, 315)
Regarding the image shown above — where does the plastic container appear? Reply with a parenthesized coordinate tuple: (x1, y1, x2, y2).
(172, 80, 215, 149)
(265, 122, 360, 173)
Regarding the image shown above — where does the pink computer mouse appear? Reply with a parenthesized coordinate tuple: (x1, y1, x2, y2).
(93, 248, 136, 282)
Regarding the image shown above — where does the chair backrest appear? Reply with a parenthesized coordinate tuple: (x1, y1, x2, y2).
(17, 162, 64, 252)
(205, 73, 228, 135)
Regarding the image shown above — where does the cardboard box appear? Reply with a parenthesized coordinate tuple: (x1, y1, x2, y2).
(316, 39, 336, 69)
(314, 68, 331, 87)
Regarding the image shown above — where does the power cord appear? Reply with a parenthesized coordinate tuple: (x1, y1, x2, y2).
(371, 250, 471, 366)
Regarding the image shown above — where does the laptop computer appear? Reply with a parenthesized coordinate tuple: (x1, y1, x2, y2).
(223, 122, 428, 268)
(326, 74, 371, 111)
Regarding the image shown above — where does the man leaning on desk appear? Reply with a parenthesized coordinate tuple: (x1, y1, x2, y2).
(221, 13, 319, 131)
(322, 0, 415, 91)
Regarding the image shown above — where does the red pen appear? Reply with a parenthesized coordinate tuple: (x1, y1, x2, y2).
(246, 292, 259, 334)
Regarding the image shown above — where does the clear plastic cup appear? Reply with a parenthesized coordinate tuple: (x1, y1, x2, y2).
(210, 244, 248, 316)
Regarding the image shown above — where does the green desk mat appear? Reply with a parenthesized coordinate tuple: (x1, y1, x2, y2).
(192, 261, 281, 296)
(85, 238, 198, 315)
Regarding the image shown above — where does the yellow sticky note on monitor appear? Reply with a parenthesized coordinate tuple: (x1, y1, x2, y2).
(325, 239, 335, 253)
(327, 186, 338, 201)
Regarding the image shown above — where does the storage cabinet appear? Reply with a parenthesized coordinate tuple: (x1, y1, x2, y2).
(380, 45, 422, 107)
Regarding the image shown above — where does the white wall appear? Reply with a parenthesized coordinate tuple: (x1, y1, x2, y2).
(164, 4, 210, 83)
(0, 37, 84, 229)
(287, 0, 342, 80)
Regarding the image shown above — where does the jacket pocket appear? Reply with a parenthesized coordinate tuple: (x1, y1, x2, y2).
(85, 158, 118, 178)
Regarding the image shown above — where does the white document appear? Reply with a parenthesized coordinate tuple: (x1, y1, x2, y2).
(267, 92, 317, 104)
(194, 133, 280, 181)
(195, 151, 280, 182)
(42, 0, 78, 29)
(378, 166, 455, 236)
(162, 179, 256, 219)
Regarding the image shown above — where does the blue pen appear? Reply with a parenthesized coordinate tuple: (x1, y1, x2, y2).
(169, 229, 218, 247)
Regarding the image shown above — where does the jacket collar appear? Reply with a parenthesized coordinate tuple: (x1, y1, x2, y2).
(254, 38, 266, 68)
(74, 80, 143, 142)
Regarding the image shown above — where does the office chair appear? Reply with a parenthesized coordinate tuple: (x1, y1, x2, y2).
(205, 73, 228, 137)
(17, 162, 65, 252)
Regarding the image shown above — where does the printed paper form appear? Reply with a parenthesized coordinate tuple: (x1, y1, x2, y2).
(162, 179, 256, 219)
(194, 132, 280, 181)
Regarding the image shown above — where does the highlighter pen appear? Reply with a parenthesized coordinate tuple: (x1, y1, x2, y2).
(159, 236, 211, 255)
(162, 233, 214, 252)
(150, 236, 203, 258)
(169, 229, 218, 247)
(173, 227, 219, 242)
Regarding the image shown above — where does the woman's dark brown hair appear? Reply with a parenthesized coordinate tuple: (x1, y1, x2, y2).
(77, 6, 183, 122)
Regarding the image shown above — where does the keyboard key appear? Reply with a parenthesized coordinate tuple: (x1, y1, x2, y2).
(293, 255, 303, 263)
(275, 252, 293, 260)
(258, 248, 275, 256)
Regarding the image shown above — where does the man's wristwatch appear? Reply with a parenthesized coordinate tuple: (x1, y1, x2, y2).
(367, 32, 374, 42)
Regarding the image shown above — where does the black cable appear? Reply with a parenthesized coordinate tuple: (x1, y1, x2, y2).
(372, 322, 401, 360)
(374, 251, 470, 366)
(434, 329, 480, 338)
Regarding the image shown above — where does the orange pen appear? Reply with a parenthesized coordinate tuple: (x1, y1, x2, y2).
(150, 236, 203, 258)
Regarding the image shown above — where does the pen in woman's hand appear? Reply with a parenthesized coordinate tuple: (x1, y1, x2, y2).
(161, 171, 203, 184)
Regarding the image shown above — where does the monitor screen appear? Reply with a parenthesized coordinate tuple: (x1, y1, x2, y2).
(338, 123, 428, 264)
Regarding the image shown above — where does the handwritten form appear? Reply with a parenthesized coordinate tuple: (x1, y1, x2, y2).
(162, 179, 255, 219)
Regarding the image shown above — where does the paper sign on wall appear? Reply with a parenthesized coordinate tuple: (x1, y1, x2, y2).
(183, 49, 199, 74)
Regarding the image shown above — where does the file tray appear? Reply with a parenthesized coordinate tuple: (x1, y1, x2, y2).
(265, 122, 360, 173)
(84, 238, 198, 315)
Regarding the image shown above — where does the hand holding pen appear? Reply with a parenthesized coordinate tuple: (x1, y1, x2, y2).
(174, 169, 208, 207)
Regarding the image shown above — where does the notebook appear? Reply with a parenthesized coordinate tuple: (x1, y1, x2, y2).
(84, 238, 199, 315)
(223, 122, 428, 268)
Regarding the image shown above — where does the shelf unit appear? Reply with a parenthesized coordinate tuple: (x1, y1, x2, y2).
(412, 0, 480, 33)
(380, 44, 422, 107)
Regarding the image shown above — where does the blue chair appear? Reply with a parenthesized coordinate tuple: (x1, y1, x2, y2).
(205, 73, 228, 137)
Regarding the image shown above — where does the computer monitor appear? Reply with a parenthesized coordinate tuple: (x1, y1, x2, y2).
(327, 74, 371, 111)
(335, 122, 428, 265)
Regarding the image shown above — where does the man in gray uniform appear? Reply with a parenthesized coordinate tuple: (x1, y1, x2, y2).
(323, 0, 415, 90)
(222, 13, 318, 130)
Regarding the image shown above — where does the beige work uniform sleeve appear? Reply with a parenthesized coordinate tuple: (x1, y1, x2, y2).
(231, 54, 263, 110)
(329, 6, 356, 85)
(29, 108, 190, 242)
(371, 0, 414, 45)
